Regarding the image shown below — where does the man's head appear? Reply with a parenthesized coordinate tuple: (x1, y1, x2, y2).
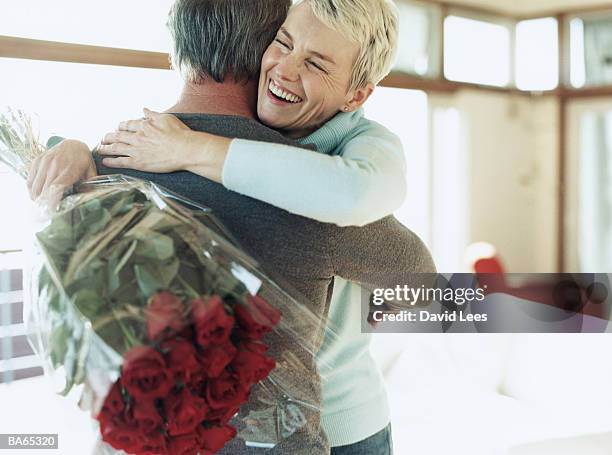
(168, 0, 292, 84)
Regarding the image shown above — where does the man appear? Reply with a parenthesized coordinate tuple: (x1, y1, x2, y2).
(28, 1, 436, 453)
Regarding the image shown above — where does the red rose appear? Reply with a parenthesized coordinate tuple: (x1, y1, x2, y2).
(139, 431, 168, 455)
(164, 388, 209, 436)
(239, 340, 269, 355)
(234, 295, 281, 340)
(197, 424, 237, 454)
(199, 343, 238, 378)
(145, 292, 185, 341)
(161, 339, 200, 384)
(100, 411, 143, 453)
(121, 346, 174, 400)
(191, 296, 234, 348)
(168, 433, 200, 455)
(230, 350, 276, 386)
(98, 380, 125, 422)
(206, 371, 250, 409)
(129, 399, 163, 435)
(206, 406, 239, 426)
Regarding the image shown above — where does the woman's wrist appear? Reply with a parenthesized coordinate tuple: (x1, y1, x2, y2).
(182, 131, 232, 184)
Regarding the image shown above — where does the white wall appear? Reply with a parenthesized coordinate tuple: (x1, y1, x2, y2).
(431, 89, 559, 272)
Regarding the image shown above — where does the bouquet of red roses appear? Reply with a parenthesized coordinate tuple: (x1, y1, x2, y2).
(1, 111, 336, 455)
(97, 292, 279, 455)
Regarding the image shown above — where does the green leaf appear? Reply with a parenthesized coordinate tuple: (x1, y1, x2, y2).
(71, 289, 105, 321)
(48, 321, 70, 368)
(134, 233, 175, 261)
(133, 258, 180, 298)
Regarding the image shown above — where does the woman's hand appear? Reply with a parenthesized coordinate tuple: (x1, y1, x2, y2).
(97, 109, 193, 173)
(97, 108, 231, 183)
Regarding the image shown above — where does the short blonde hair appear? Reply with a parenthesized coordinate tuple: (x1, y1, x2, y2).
(294, 0, 399, 90)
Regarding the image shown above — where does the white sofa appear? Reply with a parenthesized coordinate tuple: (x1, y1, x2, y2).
(371, 333, 612, 455)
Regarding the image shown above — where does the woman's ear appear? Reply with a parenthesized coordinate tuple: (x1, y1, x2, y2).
(343, 83, 375, 112)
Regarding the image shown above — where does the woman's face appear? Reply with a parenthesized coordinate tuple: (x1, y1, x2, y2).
(257, 3, 370, 138)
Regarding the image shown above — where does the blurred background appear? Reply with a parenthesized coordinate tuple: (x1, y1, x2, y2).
(1, 0, 612, 454)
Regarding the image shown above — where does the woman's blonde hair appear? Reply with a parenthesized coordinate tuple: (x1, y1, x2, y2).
(294, 0, 399, 90)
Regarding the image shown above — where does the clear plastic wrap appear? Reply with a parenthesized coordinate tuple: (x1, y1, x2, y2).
(1, 110, 336, 454)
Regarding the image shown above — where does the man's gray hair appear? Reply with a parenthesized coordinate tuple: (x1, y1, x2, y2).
(168, 0, 292, 83)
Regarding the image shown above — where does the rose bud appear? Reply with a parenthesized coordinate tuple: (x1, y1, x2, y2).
(191, 296, 234, 348)
(161, 339, 200, 384)
(145, 291, 185, 341)
(120, 346, 174, 400)
(234, 295, 281, 340)
(206, 406, 239, 426)
(139, 430, 168, 455)
(199, 343, 238, 378)
(197, 424, 237, 454)
(230, 350, 276, 386)
(164, 388, 209, 436)
(100, 411, 143, 454)
(129, 399, 163, 435)
(98, 380, 125, 422)
(239, 340, 269, 355)
(205, 371, 250, 409)
(168, 432, 201, 455)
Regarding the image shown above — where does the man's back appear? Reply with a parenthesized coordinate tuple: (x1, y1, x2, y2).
(95, 113, 436, 454)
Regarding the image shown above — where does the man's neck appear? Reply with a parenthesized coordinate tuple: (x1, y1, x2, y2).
(167, 78, 258, 119)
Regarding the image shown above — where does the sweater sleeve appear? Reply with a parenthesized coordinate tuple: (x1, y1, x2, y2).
(222, 123, 407, 227)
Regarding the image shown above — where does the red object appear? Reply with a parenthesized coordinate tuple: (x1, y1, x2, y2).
(146, 292, 185, 341)
(234, 295, 281, 340)
(192, 296, 235, 348)
(98, 291, 279, 455)
(471, 250, 603, 318)
(120, 346, 174, 400)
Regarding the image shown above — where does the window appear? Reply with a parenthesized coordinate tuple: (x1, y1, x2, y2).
(570, 13, 612, 88)
(578, 111, 612, 271)
(431, 107, 469, 271)
(444, 15, 512, 87)
(0, 58, 182, 147)
(515, 18, 559, 91)
(570, 18, 587, 88)
(365, 88, 430, 244)
(394, 1, 441, 78)
(0, 0, 175, 52)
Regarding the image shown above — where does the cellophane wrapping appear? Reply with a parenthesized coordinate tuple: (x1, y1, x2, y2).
(0, 110, 335, 454)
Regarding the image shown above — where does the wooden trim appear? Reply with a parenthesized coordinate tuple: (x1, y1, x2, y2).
(557, 15, 568, 273)
(381, 72, 530, 95)
(556, 85, 612, 98)
(518, 3, 612, 20)
(0, 35, 171, 70)
(413, 0, 517, 20)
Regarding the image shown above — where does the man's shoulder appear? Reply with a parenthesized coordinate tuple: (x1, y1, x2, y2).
(175, 114, 298, 146)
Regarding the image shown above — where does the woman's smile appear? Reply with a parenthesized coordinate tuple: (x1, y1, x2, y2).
(257, 2, 360, 138)
(267, 79, 304, 104)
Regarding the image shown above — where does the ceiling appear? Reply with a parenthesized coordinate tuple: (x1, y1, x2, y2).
(438, 0, 612, 15)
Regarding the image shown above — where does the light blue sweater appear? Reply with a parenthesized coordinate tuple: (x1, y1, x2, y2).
(222, 109, 406, 227)
(223, 109, 402, 446)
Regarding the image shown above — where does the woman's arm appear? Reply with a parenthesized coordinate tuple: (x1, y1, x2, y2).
(98, 109, 230, 183)
(222, 125, 407, 227)
(99, 110, 407, 227)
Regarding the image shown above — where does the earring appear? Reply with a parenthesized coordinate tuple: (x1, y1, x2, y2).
(343, 107, 350, 112)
